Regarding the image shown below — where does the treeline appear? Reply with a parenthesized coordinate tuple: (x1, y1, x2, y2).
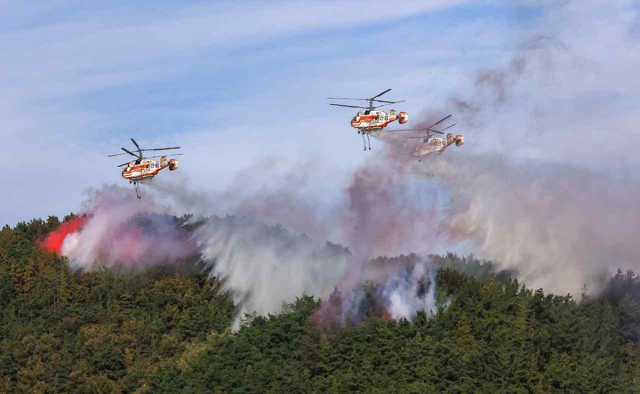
(1, 216, 640, 393)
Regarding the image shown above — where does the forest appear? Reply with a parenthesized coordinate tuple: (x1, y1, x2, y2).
(1, 215, 640, 393)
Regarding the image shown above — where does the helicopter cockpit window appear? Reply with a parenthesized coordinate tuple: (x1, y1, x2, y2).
(364, 110, 371, 115)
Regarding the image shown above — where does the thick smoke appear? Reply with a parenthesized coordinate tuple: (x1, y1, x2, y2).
(60, 185, 197, 270)
(425, 154, 640, 295)
(144, 148, 448, 326)
(46, 176, 444, 327)
(198, 148, 447, 324)
(45, 10, 639, 324)
(194, 215, 351, 326)
(148, 155, 346, 246)
(342, 151, 441, 260)
(313, 256, 441, 328)
(382, 259, 438, 320)
(413, 28, 640, 295)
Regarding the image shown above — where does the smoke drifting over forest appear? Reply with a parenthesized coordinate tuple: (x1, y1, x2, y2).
(45, 186, 197, 271)
(195, 216, 350, 323)
(39, 31, 640, 325)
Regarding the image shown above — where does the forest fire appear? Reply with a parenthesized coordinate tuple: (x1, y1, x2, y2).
(39, 216, 86, 254)
(312, 257, 439, 330)
(36, 187, 199, 270)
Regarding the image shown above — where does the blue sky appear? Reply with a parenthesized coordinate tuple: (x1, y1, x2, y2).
(1, 0, 639, 226)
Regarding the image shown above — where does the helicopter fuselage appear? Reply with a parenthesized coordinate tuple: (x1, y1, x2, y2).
(412, 133, 464, 158)
(121, 157, 179, 182)
(351, 109, 408, 133)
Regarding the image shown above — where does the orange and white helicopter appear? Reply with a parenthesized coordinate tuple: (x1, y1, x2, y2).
(328, 89, 408, 151)
(108, 138, 182, 199)
(392, 115, 464, 160)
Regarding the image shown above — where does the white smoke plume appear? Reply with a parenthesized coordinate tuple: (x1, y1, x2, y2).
(382, 259, 438, 320)
(54, 3, 640, 323)
(424, 154, 640, 295)
(313, 256, 441, 327)
(61, 185, 197, 270)
(145, 156, 447, 326)
(194, 215, 351, 326)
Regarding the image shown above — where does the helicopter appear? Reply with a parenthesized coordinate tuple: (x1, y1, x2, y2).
(391, 115, 464, 160)
(328, 88, 408, 151)
(108, 138, 182, 199)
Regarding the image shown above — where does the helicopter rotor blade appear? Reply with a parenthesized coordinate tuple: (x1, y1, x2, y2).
(371, 88, 392, 100)
(140, 147, 180, 152)
(386, 128, 431, 132)
(386, 128, 428, 132)
(327, 97, 370, 101)
(434, 123, 456, 133)
(130, 138, 141, 152)
(121, 148, 139, 158)
(108, 152, 130, 157)
(372, 102, 400, 109)
(387, 127, 445, 135)
(388, 122, 456, 134)
(421, 123, 456, 135)
(328, 90, 400, 105)
(372, 99, 405, 104)
(329, 103, 369, 109)
(326, 96, 399, 103)
(143, 153, 184, 159)
(426, 115, 452, 130)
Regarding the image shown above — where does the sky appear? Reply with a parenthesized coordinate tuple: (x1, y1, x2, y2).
(1, 0, 639, 227)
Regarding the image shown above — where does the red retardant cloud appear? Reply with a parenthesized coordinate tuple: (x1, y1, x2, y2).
(40, 216, 86, 254)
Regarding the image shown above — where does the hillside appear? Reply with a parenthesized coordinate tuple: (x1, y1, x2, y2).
(1, 216, 640, 393)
